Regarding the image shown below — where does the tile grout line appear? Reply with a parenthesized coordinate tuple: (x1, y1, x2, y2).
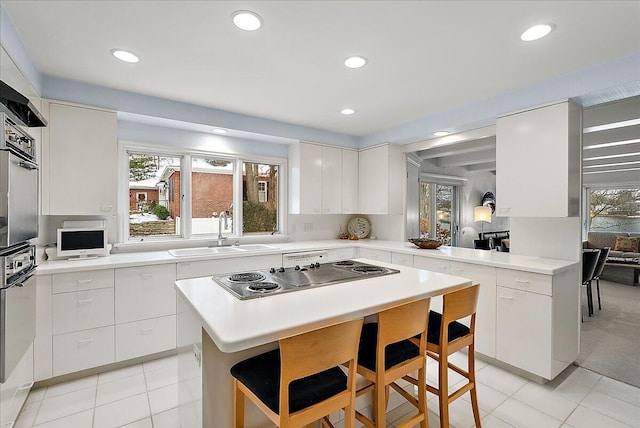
(143, 363, 156, 428)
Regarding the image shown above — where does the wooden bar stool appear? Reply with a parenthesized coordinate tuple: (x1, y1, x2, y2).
(355, 298, 430, 428)
(408, 284, 481, 428)
(230, 318, 363, 428)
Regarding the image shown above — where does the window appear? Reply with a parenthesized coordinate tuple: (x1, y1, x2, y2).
(419, 182, 458, 246)
(243, 162, 278, 234)
(588, 188, 640, 232)
(128, 153, 181, 239)
(191, 156, 234, 235)
(126, 148, 283, 241)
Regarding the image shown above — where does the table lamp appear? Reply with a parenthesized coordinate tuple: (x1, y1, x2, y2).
(474, 206, 492, 239)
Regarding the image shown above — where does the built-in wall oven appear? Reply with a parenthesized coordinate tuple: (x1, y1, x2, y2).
(0, 114, 38, 248)
(0, 243, 36, 382)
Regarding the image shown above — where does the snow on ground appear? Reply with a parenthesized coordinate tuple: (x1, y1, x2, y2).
(129, 213, 163, 223)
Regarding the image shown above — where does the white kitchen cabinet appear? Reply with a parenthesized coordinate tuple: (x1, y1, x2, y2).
(52, 326, 115, 377)
(42, 100, 118, 215)
(358, 144, 404, 215)
(449, 261, 496, 358)
(321, 145, 342, 214)
(116, 315, 177, 362)
(176, 254, 281, 279)
(289, 142, 358, 214)
(496, 100, 581, 218)
(0, 343, 33, 428)
(115, 264, 176, 324)
(358, 248, 392, 263)
(34, 275, 53, 381)
(495, 267, 579, 380)
(341, 149, 359, 214)
(326, 247, 358, 262)
(391, 252, 413, 267)
(413, 256, 450, 274)
(52, 269, 114, 294)
(52, 288, 114, 335)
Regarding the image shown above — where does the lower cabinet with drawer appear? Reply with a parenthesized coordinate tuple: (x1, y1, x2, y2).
(177, 254, 281, 279)
(358, 248, 392, 263)
(52, 288, 114, 335)
(413, 256, 450, 274)
(495, 266, 579, 380)
(52, 326, 115, 377)
(116, 315, 177, 362)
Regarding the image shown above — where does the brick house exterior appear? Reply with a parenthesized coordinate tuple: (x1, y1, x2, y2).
(129, 187, 159, 212)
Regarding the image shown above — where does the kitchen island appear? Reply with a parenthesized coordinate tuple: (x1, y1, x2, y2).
(175, 258, 473, 428)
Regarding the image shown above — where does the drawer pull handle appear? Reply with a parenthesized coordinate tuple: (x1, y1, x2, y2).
(77, 338, 93, 344)
(141, 327, 154, 334)
(18, 381, 34, 391)
(515, 279, 530, 284)
(77, 279, 92, 284)
(77, 299, 93, 304)
(450, 268, 463, 273)
(141, 273, 153, 279)
(500, 295, 514, 300)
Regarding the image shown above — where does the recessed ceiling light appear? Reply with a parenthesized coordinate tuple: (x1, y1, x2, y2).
(344, 56, 368, 69)
(111, 49, 139, 63)
(232, 10, 262, 31)
(340, 108, 356, 115)
(433, 131, 450, 137)
(520, 23, 556, 41)
(212, 128, 228, 135)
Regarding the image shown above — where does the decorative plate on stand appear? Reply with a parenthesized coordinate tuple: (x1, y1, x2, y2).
(347, 217, 371, 239)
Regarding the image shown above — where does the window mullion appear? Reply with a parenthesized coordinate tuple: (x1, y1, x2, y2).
(182, 154, 192, 239)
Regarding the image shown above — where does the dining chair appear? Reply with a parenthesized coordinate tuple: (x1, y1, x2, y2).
(591, 247, 610, 311)
(582, 249, 600, 317)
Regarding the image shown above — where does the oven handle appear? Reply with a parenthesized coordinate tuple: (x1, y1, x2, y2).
(18, 159, 38, 170)
(9, 270, 36, 288)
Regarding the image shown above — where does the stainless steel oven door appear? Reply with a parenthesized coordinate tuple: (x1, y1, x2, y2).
(0, 150, 38, 248)
(0, 272, 36, 382)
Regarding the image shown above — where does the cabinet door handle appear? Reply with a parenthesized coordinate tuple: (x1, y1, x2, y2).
(450, 268, 463, 273)
(77, 279, 92, 284)
(141, 327, 154, 334)
(499, 295, 514, 300)
(77, 338, 93, 344)
(141, 273, 153, 279)
(515, 279, 530, 284)
(77, 299, 93, 304)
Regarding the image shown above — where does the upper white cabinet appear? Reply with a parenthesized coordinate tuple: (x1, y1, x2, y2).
(496, 100, 581, 217)
(358, 144, 404, 215)
(42, 101, 118, 215)
(289, 142, 358, 214)
(341, 149, 359, 214)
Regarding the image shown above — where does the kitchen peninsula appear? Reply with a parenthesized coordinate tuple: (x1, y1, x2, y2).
(175, 259, 473, 427)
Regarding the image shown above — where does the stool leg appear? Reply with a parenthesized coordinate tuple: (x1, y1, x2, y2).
(586, 281, 594, 316)
(418, 358, 428, 428)
(596, 278, 602, 310)
(374, 383, 387, 428)
(438, 352, 450, 428)
(468, 348, 481, 428)
(233, 380, 244, 428)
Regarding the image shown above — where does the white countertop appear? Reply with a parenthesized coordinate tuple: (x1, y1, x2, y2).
(175, 258, 473, 353)
(36, 239, 578, 275)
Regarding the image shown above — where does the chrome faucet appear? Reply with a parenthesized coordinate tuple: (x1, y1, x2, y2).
(217, 211, 228, 247)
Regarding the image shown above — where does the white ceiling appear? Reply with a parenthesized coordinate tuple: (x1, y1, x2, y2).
(3, 1, 640, 137)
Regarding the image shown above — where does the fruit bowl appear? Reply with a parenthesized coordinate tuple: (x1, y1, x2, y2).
(408, 238, 443, 249)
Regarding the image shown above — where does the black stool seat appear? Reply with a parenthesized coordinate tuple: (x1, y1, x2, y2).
(357, 323, 420, 371)
(427, 310, 470, 344)
(230, 349, 347, 414)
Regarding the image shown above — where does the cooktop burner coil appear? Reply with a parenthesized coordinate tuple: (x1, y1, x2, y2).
(333, 260, 356, 266)
(229, 272, 266, 283)
(247, 282, 280, 293)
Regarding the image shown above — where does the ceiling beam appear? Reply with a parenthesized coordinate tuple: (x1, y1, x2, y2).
(403, 125, 495, 154)
(436, 149, 496, 167)
(583, 95, 640, 128)
(466, 162, 496, 172)
(417, 136, 495, 160)
(583, 141, 640, 159)
(583, 124, 640, 147)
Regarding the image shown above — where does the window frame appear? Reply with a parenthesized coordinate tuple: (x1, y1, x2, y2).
(120, 141, 287, 244)
(418, 181, 460, 246)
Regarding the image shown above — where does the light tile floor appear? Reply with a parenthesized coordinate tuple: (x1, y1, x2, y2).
(14, 353, 640, 427)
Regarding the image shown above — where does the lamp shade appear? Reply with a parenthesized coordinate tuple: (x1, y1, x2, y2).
(474, 206, 492, 223)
